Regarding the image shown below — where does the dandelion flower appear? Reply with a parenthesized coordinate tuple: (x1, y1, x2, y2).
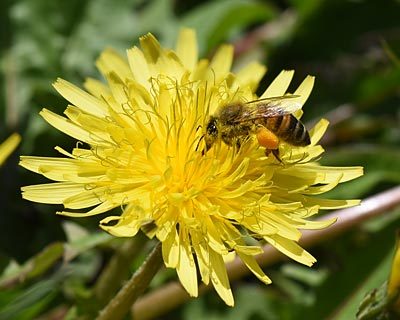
(0, 133, 21, 166)
(20, 29, 363, 305)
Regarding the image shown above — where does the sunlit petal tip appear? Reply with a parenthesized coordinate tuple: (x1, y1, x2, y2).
(176, 28, 198, 71)
(309, 118, 330, 144)
(299, 217, 338, 230)
(139, 32, 157, 42)
(261, 69, 294, 98)
(210, 44, 234, 78)
(293, 75, 315, 106)
(236, 62, 267, 90)
(139, 33, 162, 64)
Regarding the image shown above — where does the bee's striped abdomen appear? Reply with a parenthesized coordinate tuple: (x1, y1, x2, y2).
(266, 114, 310, 147)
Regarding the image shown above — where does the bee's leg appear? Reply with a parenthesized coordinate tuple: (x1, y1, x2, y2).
(201, 143, 211, 156)
(201, 140, 213, 156)
(264, 148, 282, 162)
(271, 149, 282, 163)
(235, 139, 241, 150)
(196, 135, 204, 152)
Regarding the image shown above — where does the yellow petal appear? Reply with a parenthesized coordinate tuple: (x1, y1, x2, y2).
(237, 252, 271, 285)
(209, 44, 233, 81)
(19, 155, 107, 182)
(260, 70, 294, 98)
(234, 245, 264, 255)
(209, 249, 234, 306)
(96, 48, 132, 81)
(303, 173, 343, 195)
(83, 78, 110, 98)
(304, 197, 361, 210)
(292, 75, 315, 106)
(103, 72, 130, 111)
(40, 109, 92, 144)
(53, 79, 107, 117)
(58, 200, 120, 217)
(63, 186, 117, 209)
(191, 231, 211, 285)
(176, 28, 198, 71)
(0, 133, 20, 166)
(139, 33, 184, 80)
(235, 62, 266, 91)
(291, 216, 337, 229)
(63, 106, 114, 142)
(262, 212, 302, 241)
(265, 234, 316, 266)
(176, 231, 198, 297)
(21, 182, 85, 204)
(276, 164, 363, 186)
(205, 217, 229, 254)
(100, 215, 141, 237)
(162, 228, 180, 268)
(127, 46, 151, 90)
(309, 118, 329, 145)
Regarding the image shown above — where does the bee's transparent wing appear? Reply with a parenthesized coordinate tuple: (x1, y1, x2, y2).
(244, 94, 300, 105)
(236, 97, 302, 123)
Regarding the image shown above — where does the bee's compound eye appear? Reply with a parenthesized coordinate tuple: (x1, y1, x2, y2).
(206, 118, 218, 135)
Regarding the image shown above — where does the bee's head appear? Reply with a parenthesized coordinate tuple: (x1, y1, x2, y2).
(203, 116, 219, 152)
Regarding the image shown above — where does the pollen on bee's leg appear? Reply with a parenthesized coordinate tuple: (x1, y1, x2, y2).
(256, 126, 279, 150)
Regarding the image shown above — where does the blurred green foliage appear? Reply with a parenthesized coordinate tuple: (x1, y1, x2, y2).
(0, 0, 399, 319)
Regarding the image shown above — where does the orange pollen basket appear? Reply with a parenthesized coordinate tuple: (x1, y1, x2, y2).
(256, 126, 279, 149)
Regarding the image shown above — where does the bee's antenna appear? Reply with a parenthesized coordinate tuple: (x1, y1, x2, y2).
(196, 124, 202, 132)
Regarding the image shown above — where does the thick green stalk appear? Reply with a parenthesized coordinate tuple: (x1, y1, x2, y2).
(96, 241, 163, 320)
(94, 235, 146, 305)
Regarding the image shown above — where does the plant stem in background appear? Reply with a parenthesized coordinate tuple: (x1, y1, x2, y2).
(96, 241, 163, 320)
(94, 234, 146, 306)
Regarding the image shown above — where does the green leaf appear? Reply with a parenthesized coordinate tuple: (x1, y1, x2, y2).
(331, 250, 393, 320)
(0, 243, 63, 289)
(0, 277, 61, 320)
(181, 0, 277, 54)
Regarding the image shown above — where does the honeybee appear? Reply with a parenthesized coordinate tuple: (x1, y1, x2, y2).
(203, 95, 311, 160)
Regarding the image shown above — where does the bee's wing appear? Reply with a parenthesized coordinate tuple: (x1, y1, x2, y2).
(235, 98, 302, 123)
(244, 94, 300, 105)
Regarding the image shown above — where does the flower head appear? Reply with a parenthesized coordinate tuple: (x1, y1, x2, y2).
(20, 29, 363, 305)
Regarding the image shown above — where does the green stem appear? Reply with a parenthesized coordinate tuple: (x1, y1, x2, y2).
(96, 241, 163, 320)
(94, 235, 146, 305)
